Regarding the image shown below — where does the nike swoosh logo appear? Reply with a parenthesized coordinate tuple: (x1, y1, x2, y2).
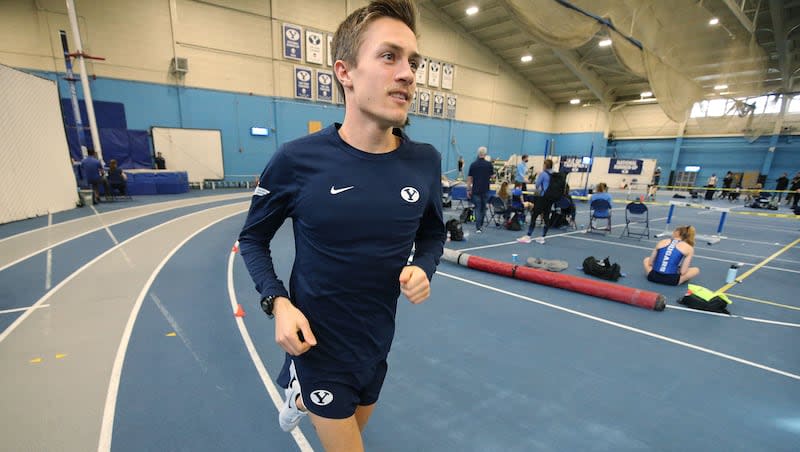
(330, 186, 355, 195)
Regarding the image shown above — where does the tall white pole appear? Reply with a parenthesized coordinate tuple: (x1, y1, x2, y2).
(66, 0, 103, 163)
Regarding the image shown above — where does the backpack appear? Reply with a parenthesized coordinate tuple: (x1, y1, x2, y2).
(678, 284, 731, 314)
(543, 171, 566, 201)
(459, 207, 475, 223)
(581, 256, 622, 281)
(446, 219, 464, 241)
(505, 213, 522, 231)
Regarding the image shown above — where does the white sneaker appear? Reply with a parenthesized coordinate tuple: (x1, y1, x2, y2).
(279, 361, 306, 432)
(517, 235, 532, 244)
(534, 236, 546, 244)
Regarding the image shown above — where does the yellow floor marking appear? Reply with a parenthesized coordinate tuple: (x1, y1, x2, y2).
(55, 353, 67, 359)
(717, 237, 800, 294)
(724, 293, 800, 312)
(166, 332, 176, 336)
(29, 357, 42, 364)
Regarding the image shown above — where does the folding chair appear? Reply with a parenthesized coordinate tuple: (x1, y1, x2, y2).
(450, 184, 469, 209)
(620, 201, 649, 239)
(549, 196, 577, 230)
(488, 196, 510, 227)
(588, 198, 612, 233)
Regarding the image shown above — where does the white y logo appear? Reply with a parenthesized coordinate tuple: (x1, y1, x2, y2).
(401, 187, 420, 203)
(310, 390, 334, 406)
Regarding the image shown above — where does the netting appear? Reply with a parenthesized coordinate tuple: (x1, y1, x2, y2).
(504, 0, 768, 123)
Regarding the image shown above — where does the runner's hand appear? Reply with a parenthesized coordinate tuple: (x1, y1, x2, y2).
(399, 265, 430, 304)
(273, 297, 317, 355)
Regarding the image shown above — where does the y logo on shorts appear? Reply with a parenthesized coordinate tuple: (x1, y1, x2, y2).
(310, 389, 334, 406)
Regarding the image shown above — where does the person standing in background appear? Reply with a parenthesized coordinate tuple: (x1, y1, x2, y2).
(457, 155, 464, 180)
(154, 152, 166, 170)
(515, 154, 529, 191)
(775, 172, 789, 202)
(467, 146, 494, 233)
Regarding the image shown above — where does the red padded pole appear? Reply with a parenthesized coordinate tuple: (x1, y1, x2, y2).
(443, 249, 665, 311)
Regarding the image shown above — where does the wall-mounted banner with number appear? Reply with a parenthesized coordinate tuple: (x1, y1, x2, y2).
(441, 63, 454, 90)
(559, 155, 591, 173)
(415, 57, 428, 86)
(427, 60, 441, 88)
(305, 30, 324, 65)
(608, 158, 643, 174)
(316, 69, 333, 103)
(446, 94, 457, 119)
(417, 88, 431, 115)
(283, 23, 303, 61)
(432, 91, 444, 117)
(294, 66, 313, 99)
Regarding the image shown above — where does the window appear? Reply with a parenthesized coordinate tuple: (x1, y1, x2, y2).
(706, 99, 728, 117)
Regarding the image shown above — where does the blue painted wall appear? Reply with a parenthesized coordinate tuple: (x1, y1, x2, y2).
(33, 70, 799, 185)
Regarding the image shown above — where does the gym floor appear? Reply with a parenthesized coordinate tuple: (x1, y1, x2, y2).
(1, 189, 798, 451)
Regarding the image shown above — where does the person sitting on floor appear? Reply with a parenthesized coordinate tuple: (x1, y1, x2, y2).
(643, 225, 700, 285)
(107, 159, 128, 197)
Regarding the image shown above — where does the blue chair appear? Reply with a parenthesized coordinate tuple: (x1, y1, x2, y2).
(620, 201, 649, 239)
(549, 196, 576, 230)
(450, 184, 469, 209)
(588, 198, 612, 233)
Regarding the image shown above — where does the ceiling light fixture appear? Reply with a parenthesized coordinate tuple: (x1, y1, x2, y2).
(709, 17, 719, 25)
(714, 84, 728, 90)
(598, 39, 612, 47)
(466, 6, 479, 15)
(520, 54, 533, 63)
(640, 91, 653, 98)
(570, 98, 580, 105)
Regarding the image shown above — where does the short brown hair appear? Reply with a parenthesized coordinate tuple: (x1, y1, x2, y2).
(331, 0, 418, 101)
(543, 158, 553, 170)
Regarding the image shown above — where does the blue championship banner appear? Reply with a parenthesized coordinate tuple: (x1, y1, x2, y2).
(608, 158, 643, 174)
(316, 69, 333, 103)
(282, 23, 303, 61)
(294, 66, 312, 99)
(559, 155, 590, 173)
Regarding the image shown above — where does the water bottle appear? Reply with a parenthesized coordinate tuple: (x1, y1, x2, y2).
(725, 264, 739, 283)
(512, 253, 519, 265)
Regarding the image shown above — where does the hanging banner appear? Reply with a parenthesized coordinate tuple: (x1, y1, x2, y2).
(415, 57, 428, 86)
(432, 91, 445, 117)
(427, 60, 441, 88)
(327, 34, 333, 66)
(441, 63, 454, 90)
(409, 91, 418, 114)
(305, 30, 324, 65)
(294, 66, 313, 99)
(417, 88, 431, 115)
(559, 155, 591, 173)
(282, 23, 303, 61)
(316, 69, 333, 103)
(446, 94, 457, 119)
(608, 158, 643, 174)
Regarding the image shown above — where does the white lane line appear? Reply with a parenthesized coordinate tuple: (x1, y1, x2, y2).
(150, 293, 208, 373)
(91, 205, 135, 267)
(227, 250, 314, 451)
(0, 202, 246, 345)
(98, 206, 247, 452)
(46, 213, 53, 290)
(0, 304, 50, 315)
(666, 304, 800, 328)
(437, 271, 800, 381)
(0, 192, 250, 245)
(0, 194, 250, 273)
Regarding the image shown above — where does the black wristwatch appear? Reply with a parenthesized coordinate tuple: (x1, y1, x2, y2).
(260, 295, 280, 318)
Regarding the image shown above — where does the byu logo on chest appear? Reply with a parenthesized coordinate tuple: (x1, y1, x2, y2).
(401, 186, 420, 203)
(310, 389, 334, 406)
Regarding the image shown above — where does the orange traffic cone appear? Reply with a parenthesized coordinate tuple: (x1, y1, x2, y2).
(232, 241, 240, 253)
(234, 304, 246, 317)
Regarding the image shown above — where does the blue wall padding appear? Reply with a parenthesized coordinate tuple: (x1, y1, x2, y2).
(61, 99, 127, 128)
(125, 171, 188, 195)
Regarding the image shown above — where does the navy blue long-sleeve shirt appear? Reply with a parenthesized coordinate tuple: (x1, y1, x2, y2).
(238, 124, 445, 370)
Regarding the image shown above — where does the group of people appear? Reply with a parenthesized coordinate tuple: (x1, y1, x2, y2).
(78, 148, 128, 203)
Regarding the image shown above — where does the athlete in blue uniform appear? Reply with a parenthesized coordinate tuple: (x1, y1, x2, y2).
(238, 1, 445, 450)
(643, 225, 700, 285)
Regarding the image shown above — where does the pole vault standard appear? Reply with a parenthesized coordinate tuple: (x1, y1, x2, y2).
(442, 249, 666, 311)
(655, 201, 730, 245)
